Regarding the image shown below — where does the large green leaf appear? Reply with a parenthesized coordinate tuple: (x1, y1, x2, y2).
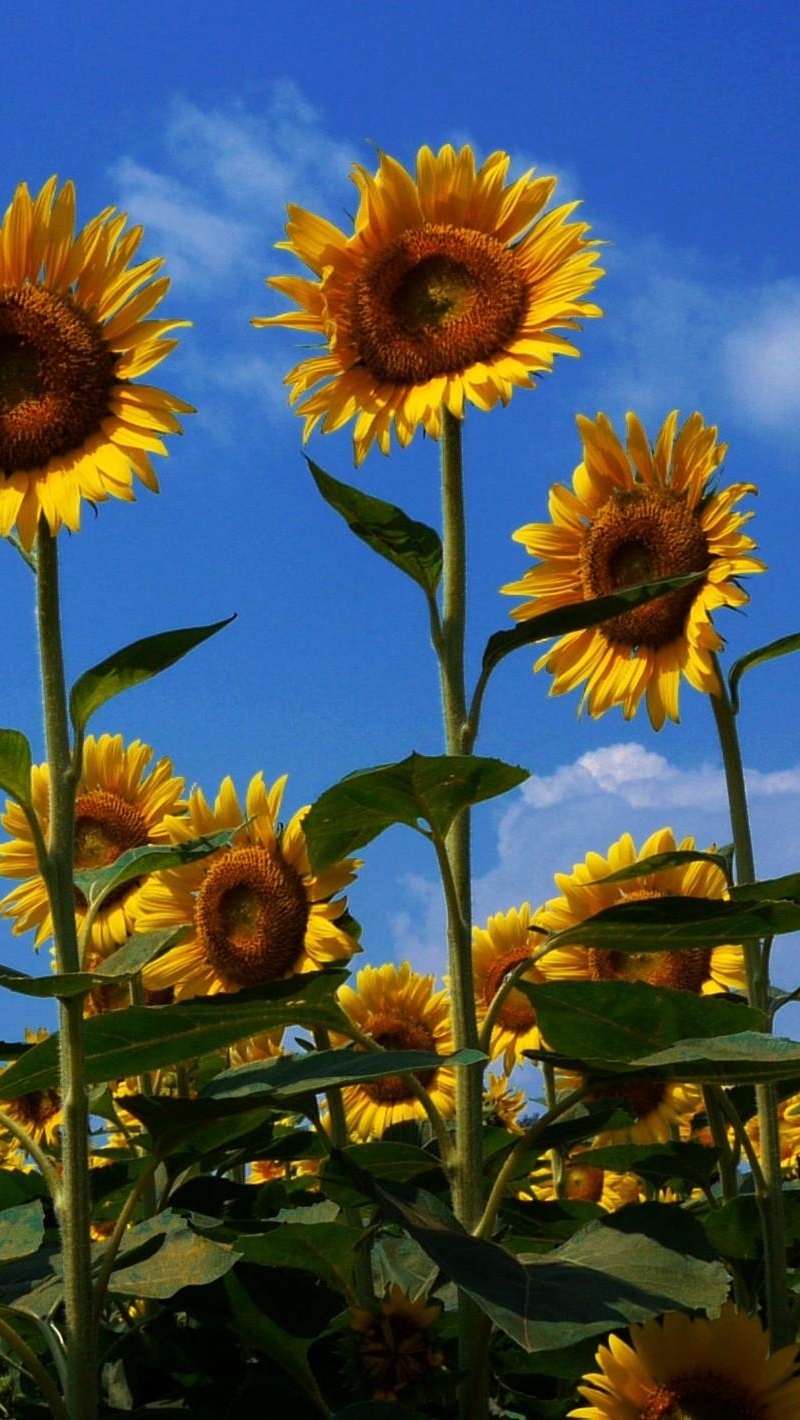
(0, 929, 183, 1000)
(730, 871, 800, 903)
(578, 1141, 721, 1190)
(0, 970, 349, 1096)
(320, 1142, 446, 1209)
(0, 1202, 44, 1263)
(237, 1220, 363, 1297)
(519, 981, 762, 1065)
(626, 1032, 800, 1084)
(0, 730, 33, 809)
(308, 459, 442, 595)
(223, 1269, 330, 1414)
(596, 849, 733, 887)
(304, 753, 528, 871)
(341, 1165, 727, 1352)
(69, 617, 234, 732)
(107, 1218, 237, 1298)
(482, 571, 705, 680)
(203, 1046, 486, 1100)
(73, 825, 237, 908)
(544, 893, 800, 952)
(729, 631, 800, 713)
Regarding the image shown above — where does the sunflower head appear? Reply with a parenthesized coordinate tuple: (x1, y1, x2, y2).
(0, 177, 192, 548)
(255, 144, 604, 461)
(504, 410, 765, 728)
(349, 1285, 444, 1402)
(138, 772, 360, 1000)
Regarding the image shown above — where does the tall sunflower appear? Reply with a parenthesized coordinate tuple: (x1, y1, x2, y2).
(255, 144, 603, 462)
(526, 1147, 640, 1212)
(0, 177, 192, 548)
(138, 772, 360, 999)
(504, 411, 764, 728)
(336, 962, 455, 1140)
(570, 1303, 800, 1419)
(472, 902, 581, 1072)
(0, 735, 185, 955)
(535, 827, 745, 997)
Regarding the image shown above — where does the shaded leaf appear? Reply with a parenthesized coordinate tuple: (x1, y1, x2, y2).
(729, 632, 800, 714)
(70, 617, 235, 732)
(74, 825, 237, 908)
(0, 970, 349, 1096)
(305, 753, 528, 871)
(333, 1407, 432, 1420)
(0, 929, 183, 999)
(482, 571, 705, 680)
(223, 1268, 330, 1413)
(308, 459, 442, 595)
(0, 1202, 44, 1263)
(203, 1046, 486, 1101)
(628, 1032, 800, 1084)
(0, 730, 32, 809)
(730, 871, 800, 904)
(108, 1224, 236, 1298)
(579, 1141, 721, 1190)
(321, 1142, 446, 1209)
(238, 1221, 363, 1297)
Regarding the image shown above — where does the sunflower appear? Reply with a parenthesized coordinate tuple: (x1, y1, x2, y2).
(0, 176, 191, 549)
(484, 1070, 527, 1133)
(570, 1302, 800, 1420)
(557, 1069, 703, 1147)
(526, 1146, 640, 1212)
(535, 827, 745, 997)
(0, 735, 185, 956)
(349, 1285, 444, 1402)
(138, 772, 360, 1000)
(336, 962, 455, 1140)
(1, 1030, 62, 1151)
(255, 144, 603, 462)
(504, 410, 765, 728)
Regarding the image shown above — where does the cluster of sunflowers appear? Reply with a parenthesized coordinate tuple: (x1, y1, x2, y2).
(0, 147, 798, 1420)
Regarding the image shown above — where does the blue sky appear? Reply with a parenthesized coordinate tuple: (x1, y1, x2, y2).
(1, 0, 799, 1043)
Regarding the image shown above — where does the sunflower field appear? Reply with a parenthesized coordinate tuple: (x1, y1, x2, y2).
(1, 146, 800, 1420)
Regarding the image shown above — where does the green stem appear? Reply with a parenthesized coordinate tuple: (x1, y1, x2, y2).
(475, 1085, 588, 1240)
(0, 1311, 70, 1420)
(313, 1028, 373, 1306)
(36, 526, 96, 1420)
(709, 658, 788, 1344)
(0, 1107, 60, 1198)
(91, 1155, 161, 1332)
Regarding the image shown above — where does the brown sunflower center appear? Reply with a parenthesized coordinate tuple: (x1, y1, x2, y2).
(349, 224, 526, 383)
(564, 1161, 604, 1203)
(587, 889, 712, 992)
(588, 1076, 667, 1120)
(641, 1374, 759, 1420)
(73, 790, 150, 908)
(195, 845, 310, 987)
(483, 948, 540, 1033)
(357, 1313, 437, 1395)
(362, 1013, 438, 1103)
(11, 1089, 61, 1134)
(580, 487, 710, 649)
(0, 283, 117, 474)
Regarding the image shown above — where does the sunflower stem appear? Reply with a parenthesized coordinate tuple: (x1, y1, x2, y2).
(709, 657, 788, 1345)
(313, 1027, 374, 1306)
(0, 1311, 70, 1420)
(436, 408, 489, 1420)
(36, 525, 96, 1420)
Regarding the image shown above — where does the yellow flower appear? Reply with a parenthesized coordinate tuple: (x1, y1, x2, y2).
(504, 410, 764, 728)
(350, 1285, 444, 1402)
(536, 827, 745, 997)
(0, 735, 185, 955)
(558, 1070, 702, 1147)
(1, 1030, 62, 1150)
(570, 1302, 800, 1419)
(526, 1147, 640, 1212)
(472, 903, 579, 1072)
(138, 772, 360, 1000)
(336, 962, 455, 1140)
(255, 144, 603, 462)
(0, 177, 192, 548)
(484, 1070, 527, 1133)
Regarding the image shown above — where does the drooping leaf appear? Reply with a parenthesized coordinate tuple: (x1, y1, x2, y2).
(0, 929, 183, 999)
(107, 1220, 237, 1298)
(596, 849, 733, 888)
(730, 871, 800, 903)
(578, 1141, 721, 1190)
(320, 1142, 446, 1209)
(307, 459, 442, 595)
(0, 729, 33, 809)
(203, 1046, 486, 1101)
(519, 981, 762, 1065)
(729, 632, 800, 713)
(626, 1032, 800, 1084)
(73, 825, 237, 908)
(481, 571, 705, 681)
(237, 1221, 364, 1297)
(305, 752, 528, 871)
(223, 1268, 330, 1414)
(543, 893, 800, 952)
(0, 970, 349, 1096)
(69, 617, 235, 732)
(0, 1202, 44, 1263)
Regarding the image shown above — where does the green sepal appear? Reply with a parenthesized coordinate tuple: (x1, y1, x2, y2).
(307, 458, 442, 595)
(69, 616, 235, 733)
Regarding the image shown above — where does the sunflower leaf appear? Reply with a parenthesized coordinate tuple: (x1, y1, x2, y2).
(69, 617, 235, 733)
(0, 971, 350, 1096)
(622, 1032, 800, 1084)
(541, 892, 800, 952)
(517, 981, 762, 1064)
(729, 631, 800, 714)
(481, 570, 705, 680)
(73, 825, 238, 907)
(0, 729, 33, 809)
(307, 459, 442, 595)
(0, 929, 184, 999)
(202, 1046, 485, 1100)
(304, 752, 528, 870)
(596, 849, 733, 887)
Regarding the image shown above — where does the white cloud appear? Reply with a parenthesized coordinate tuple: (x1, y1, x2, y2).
(112, 158, 253, 286)
(722, 286, 800, 432)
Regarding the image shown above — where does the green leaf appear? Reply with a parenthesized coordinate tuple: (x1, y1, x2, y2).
(341, 1164, 727, 1352)
(520, 981, 763, 1065)
(321, 1142, 446, 1209)
(307, 459, 442, 595)
(544, 892, 800, 952)
(73, 825, 237, 908)
(107, 1219, 237, 1298)
(730, 871, 800, 904)
(0, 1202, 44, 1263)
(729, 632, 800, 713)
(596, 849, 733, 887)
(0, 929, 183, 999)
(483, 571, 705, 680)
(304, 752, 528, 871)
(69, 617, 234, 733)
(578, 1141, 721, 1190)
(238, 1221, 363, 1297)
(0, 970, 349, 1096)
(223, 1269, 330, 1414)
(627, 1032, 800, 1084)
(203, 1046, 486, 1101)
(0, 729, 33, 808)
